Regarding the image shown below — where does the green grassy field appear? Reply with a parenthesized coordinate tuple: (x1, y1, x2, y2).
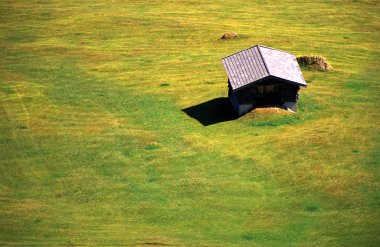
(1, 0, 379, 246)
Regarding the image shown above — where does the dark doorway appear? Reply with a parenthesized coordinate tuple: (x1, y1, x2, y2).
(182, 97, 238, 126)
(256, 84, 282, 105)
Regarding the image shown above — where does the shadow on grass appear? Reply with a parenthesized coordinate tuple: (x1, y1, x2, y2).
(182, 97, 238, 126)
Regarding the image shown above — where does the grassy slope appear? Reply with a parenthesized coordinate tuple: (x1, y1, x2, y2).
(0, 0, 379, 246)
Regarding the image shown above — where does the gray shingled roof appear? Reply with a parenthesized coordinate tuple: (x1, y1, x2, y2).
(222, 45, 307, 90)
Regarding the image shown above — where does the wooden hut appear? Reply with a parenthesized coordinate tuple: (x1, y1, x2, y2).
(221, 45, 307, 116)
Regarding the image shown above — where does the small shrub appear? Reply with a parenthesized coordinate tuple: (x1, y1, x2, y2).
(144, 144, 159, 150)
(305, 205, 318, 212)
(241, 233, 254, 240)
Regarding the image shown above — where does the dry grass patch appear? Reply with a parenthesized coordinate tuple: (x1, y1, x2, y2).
(0, 199, 46, 218)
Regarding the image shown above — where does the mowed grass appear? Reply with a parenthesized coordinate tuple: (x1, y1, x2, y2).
(0, 0, 379, 246)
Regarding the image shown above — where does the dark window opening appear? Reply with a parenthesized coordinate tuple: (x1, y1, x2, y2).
(256, 84, 282, 105)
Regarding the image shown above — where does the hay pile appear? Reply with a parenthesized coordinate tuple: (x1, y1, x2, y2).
(297, 55, 332, 71)
(221, 33, 239, 39)
(244, 107, 291, 119)
(252, 107, 291, 115)
(242, 107, 292, 124)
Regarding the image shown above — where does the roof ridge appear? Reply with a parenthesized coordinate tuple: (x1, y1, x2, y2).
(221, 44, 258, 60)
(221, 44, 295, 60)
(256, 45, 270, 75)
(256, 44, 295, 55)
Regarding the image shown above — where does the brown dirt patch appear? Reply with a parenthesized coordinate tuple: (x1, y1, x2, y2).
(221, 32, 239, 39)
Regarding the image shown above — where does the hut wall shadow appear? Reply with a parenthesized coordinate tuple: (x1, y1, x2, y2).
(182, 97, 238, 126)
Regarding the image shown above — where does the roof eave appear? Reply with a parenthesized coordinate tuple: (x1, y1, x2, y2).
(229, 76, 270, 92)
(229, 75, 307, 92)
(268, 75, 307, 88)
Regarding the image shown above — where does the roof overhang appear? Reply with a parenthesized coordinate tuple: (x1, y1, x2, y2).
(265, 75, 307, 88)
(229, 75, 307, 92)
